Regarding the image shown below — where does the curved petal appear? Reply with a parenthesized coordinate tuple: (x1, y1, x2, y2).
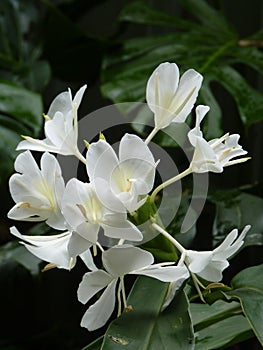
(132, 264, 189, 282)
(68, 231, 93, 258)
(102, 245, 153, 277)
(16, 137, 62, 154)
(86, 140, 118, 182)
(47, 90, 72, 119)
(10, 227, 73, 269)
(80, 279, 117, 331)
(119, 134, 155, 165)
(171, 69, 203, 123)
(188, 105, 210, 146)
(146, 62, 179, 114)
(101, 220, 143, 242)
(77, 270, 113, 304)
(80, 249, 98, 271)
(186, 250, 213, 274)
(73, 85, 87, 107)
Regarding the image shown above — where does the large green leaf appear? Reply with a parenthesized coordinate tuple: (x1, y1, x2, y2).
(194, 315, 252, 350)
(101, 0, 263, 133)
(225, 264, 263, 346)
(211, 190, 263, 248)
(100, 277, 194, 350)
(0, 80, 43, 184)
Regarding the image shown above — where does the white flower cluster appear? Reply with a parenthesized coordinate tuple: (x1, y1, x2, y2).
(8, 62, 250, 331)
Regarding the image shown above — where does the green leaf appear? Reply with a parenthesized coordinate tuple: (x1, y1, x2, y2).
(211, 65, 263, 126)
(0, 80, 43, 183)
(190, 299, 241, 331)
(82, 336, 103, 350)
(194, 315, 252, 350)
(178, 0, 235, 37)
(119, 1, 194, 29)
(0, 80, 43, 134)
(0, 240, 41, 275)
(225, 264, 263, 346)
(101, 277, 194, 350)
(211, 190, 263, 248)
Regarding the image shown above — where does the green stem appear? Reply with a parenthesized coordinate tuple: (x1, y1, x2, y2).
(145, 127, 159, 144)
(152, 223, 186, 255)
(150, 167, 192, 203)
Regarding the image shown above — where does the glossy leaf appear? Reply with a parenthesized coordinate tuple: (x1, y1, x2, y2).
(225, 264, 263, 346)
(101, 277, 194, 350)
(101, 0, 263, 133)
(195, 315, 252, 350)
(211, 190, 263, 248)
(0, 240, 41, 275)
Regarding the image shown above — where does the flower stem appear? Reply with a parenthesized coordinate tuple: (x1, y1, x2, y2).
(145, 127, 159, 145)
(75, 149, 87, 164)
(152, 222, 186, 255)
(150, 167, 192, 203)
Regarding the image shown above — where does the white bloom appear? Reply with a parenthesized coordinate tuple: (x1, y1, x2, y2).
(78, 244, 189, 331)
(8, 151, 65, 230)
(62, 178, 143, 244)
(86, 133, 157, 212)
(16, 85, 87, 160)
(185, 225, 250, 281)
(10, 226, 97, 271)
(146, 62, 203, 130)
(188, 105, 248, 173)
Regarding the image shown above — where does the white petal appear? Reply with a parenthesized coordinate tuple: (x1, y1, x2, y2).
(16, 137, 61, 154)
(146, 62, 179, 115)
(80, 249, 98, 271)
(47, 90, 72, 119)
(171, 69, 203, 123)
(80, 279, 117, 331)
(86, 140, 118, 182)
(186, 250, 213, 274)
(196, 261, 228, 282)
(67, 231, 93, 258)
(102, 245, 153, 277)
(119, 134, 155, 165)
(102, 220, 143, 242)
(77, 270, 113, 304)
(188, 105, 210, 146)
(133, 264, 190, 282)
(10, 227, 73, 269)
(73, 85, 87, 107)
(190, 137, 223, 173)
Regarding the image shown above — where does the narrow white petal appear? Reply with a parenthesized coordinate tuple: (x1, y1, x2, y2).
(188, 105, 210, 146)
(80, 280, 117, 331)
(132, 264, 189, 282)
(68, 231, 93, 258)
(10, 227, 73, 269)
(73, 85, 87, 107)
(80, 249, 98, 271)
(171, 69, 203, 123)
(16, 138, 60, 154)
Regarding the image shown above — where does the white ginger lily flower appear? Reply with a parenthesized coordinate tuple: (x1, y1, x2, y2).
(17, 85, 87, 162)
(185, 225, 250, 281)
(8, 151, 66, 230)
(10, 226, 97, 271)
(78, 244, 189, 331)
(86, 133, 157, 213)
(146, 62, 203, 131)
(188, 105, 249, 173)
(62, 178, 142, 246)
